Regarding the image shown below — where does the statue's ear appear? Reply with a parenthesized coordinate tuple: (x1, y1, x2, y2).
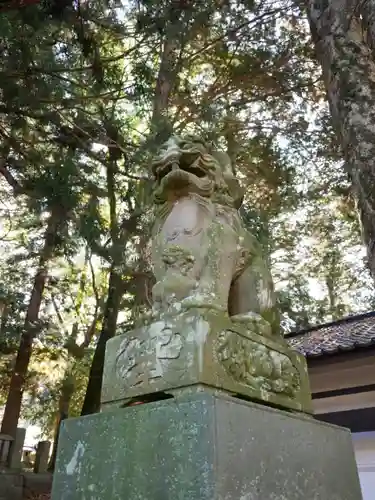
(211, 150, 231, 170)
(223, 175, 244, 209)
(211, 151, 244, 209)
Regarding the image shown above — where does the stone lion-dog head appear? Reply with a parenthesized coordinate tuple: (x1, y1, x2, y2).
(151, 134, 244, 209)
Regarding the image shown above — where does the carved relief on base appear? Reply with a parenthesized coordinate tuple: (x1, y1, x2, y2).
(216, 329, 301, 399)
(114, 320, 188, 390)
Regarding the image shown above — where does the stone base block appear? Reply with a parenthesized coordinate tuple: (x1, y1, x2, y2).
(52, 391, 362, 499)
(101, 309, 312, 412)
(0, 472, 23, 500)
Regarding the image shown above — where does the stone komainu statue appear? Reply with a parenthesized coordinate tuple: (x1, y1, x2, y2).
(100, 134, 311, 414)
(150, 134, 280, 339)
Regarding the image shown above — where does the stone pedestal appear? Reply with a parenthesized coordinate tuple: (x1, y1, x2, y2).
(102, 310, 312, 413)
(51, 391, 362, 499)
(0, 472, 23, 500)
(34, 441, 51, 473)
(8, 428, 26, 470)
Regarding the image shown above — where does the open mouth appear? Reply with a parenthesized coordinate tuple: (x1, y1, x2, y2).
(156, 158, 207, 183)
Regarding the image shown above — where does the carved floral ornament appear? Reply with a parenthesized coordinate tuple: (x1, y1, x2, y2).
(216, 330, 300, 398)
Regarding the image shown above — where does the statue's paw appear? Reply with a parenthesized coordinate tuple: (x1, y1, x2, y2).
(230, 312, 272, 336)
(181, 294, 225, 312)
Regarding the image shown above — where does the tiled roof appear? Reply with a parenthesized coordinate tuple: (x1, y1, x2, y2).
(286, 311, 375, 358)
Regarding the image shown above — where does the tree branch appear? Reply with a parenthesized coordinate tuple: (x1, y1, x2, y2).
(0, 159, 25, 196)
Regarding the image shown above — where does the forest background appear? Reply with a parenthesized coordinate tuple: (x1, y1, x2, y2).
(0, 0, 374, 468)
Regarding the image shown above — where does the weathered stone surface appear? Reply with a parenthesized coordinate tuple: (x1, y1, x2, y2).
(0, 435, 13, 466)
(52, 392, 362, 500)
(23, 472, 53, 497)
(113, 134, 311, 413)
(102, 308, 312, 413)
(149, 134, 280, 336)
(0, 471, 52, 500)
(0, 472, 23, 500)
(8, 428, 26, 470)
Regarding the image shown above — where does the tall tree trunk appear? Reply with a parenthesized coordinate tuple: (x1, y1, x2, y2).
(48, 375, 75, 471)
(326, 276, 338, 319)
(80, 2, 201, 415)
(0, 210, 60, 437)
(80, 145, 124, 415)
(149, 2, 195, 144)
(302, 0, 375, 277)
(80, 23, 183, 415)
(0, 302, 11, 354)
(150, 35, 179, 142)
(80, 265, 123, 415)
(49, 302, 102, 469)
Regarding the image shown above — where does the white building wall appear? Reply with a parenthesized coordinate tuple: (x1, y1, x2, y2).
(352, 432, 375, 500)
(308, 355, 375, 500)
